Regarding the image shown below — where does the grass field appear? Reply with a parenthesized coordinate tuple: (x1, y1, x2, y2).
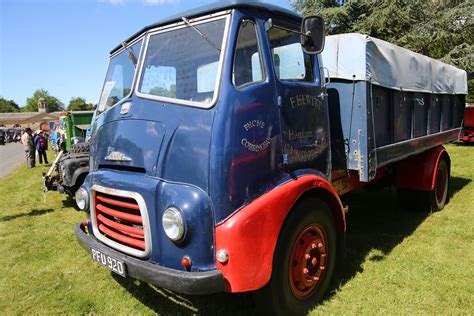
(0, 144, 472, 315)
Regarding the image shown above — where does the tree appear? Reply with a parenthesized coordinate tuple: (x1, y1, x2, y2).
(148, 84, 176, 98)
(292, 0, 369, 34)
(67, 97, 95, 111)
(291, 0, 474, 102)
(0, 97, 20, 113)
(24, 89, 63, 112)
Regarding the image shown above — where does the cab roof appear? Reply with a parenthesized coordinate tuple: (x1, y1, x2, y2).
(110, 0, 301, 54)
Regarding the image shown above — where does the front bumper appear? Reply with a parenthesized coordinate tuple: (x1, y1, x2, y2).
(75, 224, 225, 295)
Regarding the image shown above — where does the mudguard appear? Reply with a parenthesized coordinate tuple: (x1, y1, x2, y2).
(395, 146, 449, 191)
(61, 154, 89, 187)
(214, 174, 345, 292)
(70, 166, 90, 187)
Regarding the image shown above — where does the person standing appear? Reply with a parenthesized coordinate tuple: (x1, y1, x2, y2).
(39, 131, 49, 164)
(21, 128, 35, 168)
(34, 131, 40, 162)
(34, 131, 49, 164)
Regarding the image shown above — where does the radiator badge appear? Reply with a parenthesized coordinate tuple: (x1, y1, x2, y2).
(105, 149, 132, 162)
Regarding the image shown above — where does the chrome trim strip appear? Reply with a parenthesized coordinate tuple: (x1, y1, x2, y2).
(134, 12, 231, 109)
(90, 184, 152, 258)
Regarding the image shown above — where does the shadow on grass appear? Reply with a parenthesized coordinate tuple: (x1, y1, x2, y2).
(328, 188, 427, 292)
(62, 196, 80, 211)
(326, 176, 471, 299)
(0, 208, 54, 222)
(448, 176, 471, 199)
(452, 140, 474, 147)
(112, 274, 257, 315)
(110, 178, 471, 314)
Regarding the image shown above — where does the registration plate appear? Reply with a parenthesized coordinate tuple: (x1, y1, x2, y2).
(91, 248, 127, 277)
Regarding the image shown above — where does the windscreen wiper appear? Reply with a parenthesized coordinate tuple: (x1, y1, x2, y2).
(122, 42, 138, 67)
(181, 17, 221, 52)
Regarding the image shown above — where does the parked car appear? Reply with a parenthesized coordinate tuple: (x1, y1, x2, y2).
(0, 130, 5, 145)
(43, 112, 96, 197)
(42, 144, 90, 196)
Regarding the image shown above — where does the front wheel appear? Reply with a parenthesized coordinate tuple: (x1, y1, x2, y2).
(254, 198, 337, 315)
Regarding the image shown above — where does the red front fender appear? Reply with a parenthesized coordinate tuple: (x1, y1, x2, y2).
(215, 174, 344, 292)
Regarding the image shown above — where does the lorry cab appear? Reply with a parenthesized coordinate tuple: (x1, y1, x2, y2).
(75, 1, 466, 314)
(78, 1, 333, 312)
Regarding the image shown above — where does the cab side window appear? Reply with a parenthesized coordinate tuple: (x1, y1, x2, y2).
(232, 20, 264, 88)
(268, 27, 314, 82)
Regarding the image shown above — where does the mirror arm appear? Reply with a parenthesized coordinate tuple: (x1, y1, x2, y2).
(323, 67, 330, 87)
(264, 18, 311, 37)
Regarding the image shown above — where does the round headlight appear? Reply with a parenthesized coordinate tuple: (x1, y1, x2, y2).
(75, 187, 89, 211)
(162, 207, 185, 241)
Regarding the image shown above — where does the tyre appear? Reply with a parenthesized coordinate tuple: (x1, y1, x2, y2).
(254, 198, 337, 315)
(67, 176, 86, 198)
(397, 157, 449, 212)
(431, 158, 449, 211)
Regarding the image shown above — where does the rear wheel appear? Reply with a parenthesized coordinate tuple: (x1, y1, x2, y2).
(254, 199, 337, 315)
(431, 158, 448, 211)
(398, 157, 449, 212)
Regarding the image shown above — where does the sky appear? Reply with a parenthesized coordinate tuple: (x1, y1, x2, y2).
(0, 0, 292, 108)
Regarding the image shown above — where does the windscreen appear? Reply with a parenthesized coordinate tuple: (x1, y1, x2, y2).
(97, 39, 143, 113)
(138, 17, 227, 106)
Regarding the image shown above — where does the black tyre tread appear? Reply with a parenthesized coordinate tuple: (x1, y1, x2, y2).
(431, 158, 449, 211)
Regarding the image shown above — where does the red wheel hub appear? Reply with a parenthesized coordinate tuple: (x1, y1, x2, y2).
(289, 224, 328, 300)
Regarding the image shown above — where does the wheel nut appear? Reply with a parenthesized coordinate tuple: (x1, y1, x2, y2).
(305, 254, 311, 259)
(303, 268, 309, 274)
(313, 276, 319, 281)
(311, 243, 317, 249)
(318, 242, 324, 248)
(320, 265, 325, 270)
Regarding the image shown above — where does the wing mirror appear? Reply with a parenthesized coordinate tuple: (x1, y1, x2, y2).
(301, 16, 325, 54)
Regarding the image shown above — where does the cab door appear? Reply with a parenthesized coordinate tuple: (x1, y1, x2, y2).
(266, 19, 329, 174)
(214, 16, 282, 214)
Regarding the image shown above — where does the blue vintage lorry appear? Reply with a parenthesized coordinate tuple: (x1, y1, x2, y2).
(74, 1, 467, 314)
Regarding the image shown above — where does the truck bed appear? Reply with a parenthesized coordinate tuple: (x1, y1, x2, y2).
(328, 80, 464, 182)
(322, 34, 467, 182)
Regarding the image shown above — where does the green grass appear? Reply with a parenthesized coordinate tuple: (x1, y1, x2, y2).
(0, 145, 473, 315)
(310, 143, 474, 315)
